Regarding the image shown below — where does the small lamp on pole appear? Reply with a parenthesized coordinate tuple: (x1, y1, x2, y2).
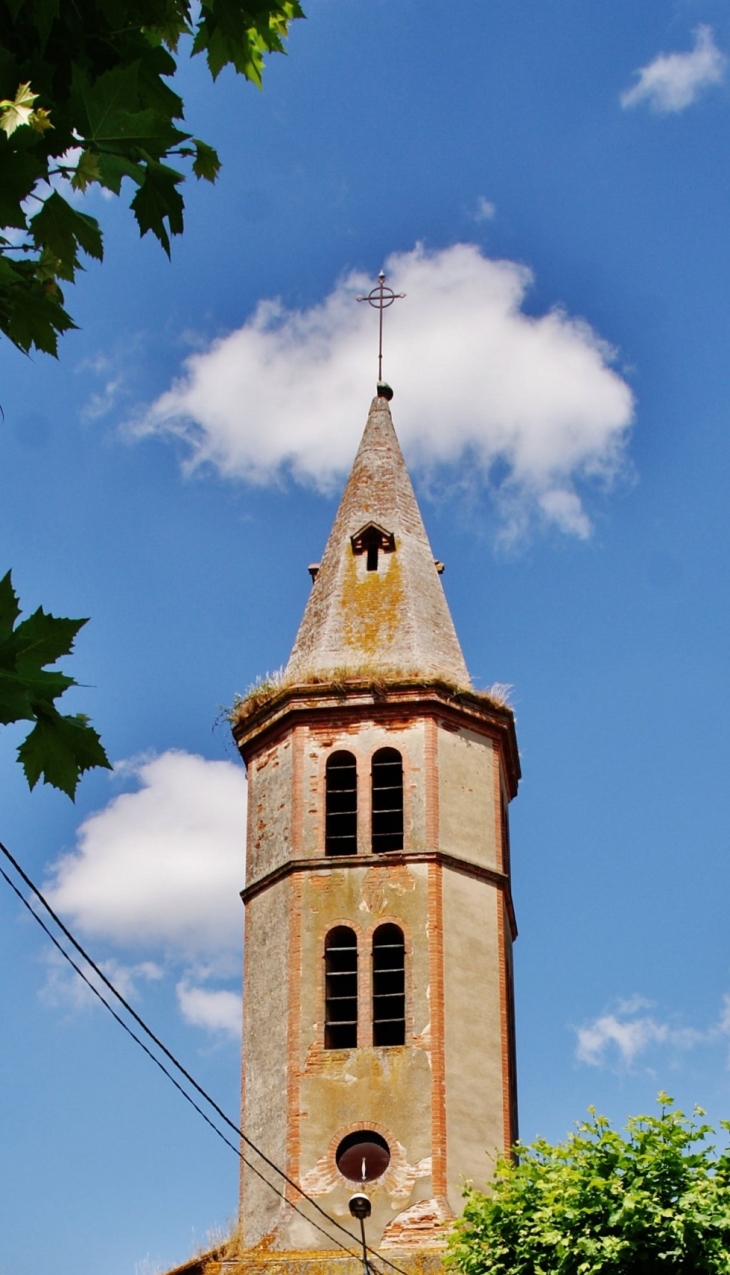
(349, 1193, 372, 1275)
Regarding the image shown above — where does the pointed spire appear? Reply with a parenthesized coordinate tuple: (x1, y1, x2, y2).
(285, 396, 470, 686)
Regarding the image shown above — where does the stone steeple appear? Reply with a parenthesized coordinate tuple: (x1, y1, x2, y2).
(162, 388, 523, 1275)
(285, 394, 470, 687)
(191, 387, 524, 1275)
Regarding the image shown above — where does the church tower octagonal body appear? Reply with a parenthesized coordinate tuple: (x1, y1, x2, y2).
(230, 393, 520, 1274)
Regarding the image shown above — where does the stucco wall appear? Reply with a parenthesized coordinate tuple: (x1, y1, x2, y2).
(299, 720, 428, 858)
(277, 860, 436, 1249)
(247, 734, 294, 883)
(240, 705, 514, 1253)
(241, 879, 291, 1246)
(442, 870, 504, 1210)
(437, 725, 497, 871)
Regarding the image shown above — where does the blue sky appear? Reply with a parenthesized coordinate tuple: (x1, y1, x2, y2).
(3, 1, 730, 1271)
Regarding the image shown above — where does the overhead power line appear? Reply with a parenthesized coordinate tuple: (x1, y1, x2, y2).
(0, 863, 352, 1258)
(0, 839, 412, 1275)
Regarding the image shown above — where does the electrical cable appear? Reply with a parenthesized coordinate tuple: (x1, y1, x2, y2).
(0, 839, 412, 1275)
(0, 865, 240, 1156)
(0, 860, 368, 1263)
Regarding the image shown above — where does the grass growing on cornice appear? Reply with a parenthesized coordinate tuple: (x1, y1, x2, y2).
(228, 667, 512, 728)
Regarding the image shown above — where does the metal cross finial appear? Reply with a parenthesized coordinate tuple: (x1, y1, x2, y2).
(357, 270, 406, 383)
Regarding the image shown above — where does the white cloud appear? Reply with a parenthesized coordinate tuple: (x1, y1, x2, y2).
(576, 997, 717, 1069)
(614, 993, 654, 1015)
(473, 196, 496, 222)
(576, 1012, 670, 1067)
(40, 950, 163, 1012)
(42, 751, 246, 1038)
(131, 243, 634, 540)
(176, 981, 242, 1039)
(621, 25, 726, 114)
(82, 370, 127, 422)
(77, 335, 143, 422)
(46, 750, 246, 962)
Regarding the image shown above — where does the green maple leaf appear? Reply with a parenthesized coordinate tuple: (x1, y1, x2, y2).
(32, 0, 61, 50)
(72, 64, 188, 156)
(11, 607, 86, 672)
(192, 138, 221, 182)
(131, 158, 184, 254)
(30, 191, 103, 281)
(95, 152, 145, 196)
(18, 706, 110, 798)
(0, 0, 305, 357)
(0, 260, 76, 356)
(0, 571, 110, 797)
(0, 570, 21, 638)
(0, 82, 40, 137)
(0, 149, 46, 229)
(193, 0, 304, 83)
(70, 148, 101, 192)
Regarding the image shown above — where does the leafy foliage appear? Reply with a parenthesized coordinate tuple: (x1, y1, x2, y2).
(0, 81, 52, 137)
(0, 0, 304, 354)
(447, 1096, 730, 1275)
(0, 571, 111, 798)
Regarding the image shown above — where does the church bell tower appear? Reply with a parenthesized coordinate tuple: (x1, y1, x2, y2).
(231, 389, 520, 1269)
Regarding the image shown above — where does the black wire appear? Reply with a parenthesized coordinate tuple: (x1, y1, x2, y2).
(0, 866, 239, 1156)
(0, 839, 331, 1201)
(0, 839, 411, 1275)
(0, 862, 364, 1261)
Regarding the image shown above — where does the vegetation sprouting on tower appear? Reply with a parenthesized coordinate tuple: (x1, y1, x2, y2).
(226, 387, 520, 1273)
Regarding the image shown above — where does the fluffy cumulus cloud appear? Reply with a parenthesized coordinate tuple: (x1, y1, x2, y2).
(44, 751, 246, 1037)
(575, 994, 728, 1069)
(621, 26, 727, 114)
(577, 1009, 672, 1068)
(133, 243, 634, 540)
(176, 981, 242, 1039)
(40, 950, 163, 1013)
(47, 750, 246, 960)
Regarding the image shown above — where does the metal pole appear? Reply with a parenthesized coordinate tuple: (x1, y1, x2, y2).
(378, 273, 384, 382)
(348, 1192, 372, 1275)
(359, 1215, 371, 1275)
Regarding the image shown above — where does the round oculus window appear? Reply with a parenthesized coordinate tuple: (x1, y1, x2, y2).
(336, 1131, 391, 1183)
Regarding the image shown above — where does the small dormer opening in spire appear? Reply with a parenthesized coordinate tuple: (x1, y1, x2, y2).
(283, 394, 472, 687)
(351, 522, 396, 573)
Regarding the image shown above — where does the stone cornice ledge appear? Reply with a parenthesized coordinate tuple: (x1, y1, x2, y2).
(232, 679, 520, 798)
(240, 849, 518, 939)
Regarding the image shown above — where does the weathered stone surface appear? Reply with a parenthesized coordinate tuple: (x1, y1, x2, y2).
(213, 397, 520, 1275)
(285, 397, 470, 686)
(237, 695, 517, 1256)
(161, 390, 524, 1275)
(381, 1198, 453, 1249)
(241, 879, 291, 1242)
(207, 1250, 446, 1275)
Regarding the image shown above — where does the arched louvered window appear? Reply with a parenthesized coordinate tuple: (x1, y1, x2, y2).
(372, 923, 405, 1046)
(371, 748, 403, 853)
(324, 927, 358, 1049)
(326, 751, 357, 856)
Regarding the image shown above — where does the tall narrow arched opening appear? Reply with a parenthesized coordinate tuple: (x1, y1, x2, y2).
(372, 923, 405, 1046)
(324, 927, 358, 1049)
(371, 747, 403, 852)
(325, 750, 357, 856)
